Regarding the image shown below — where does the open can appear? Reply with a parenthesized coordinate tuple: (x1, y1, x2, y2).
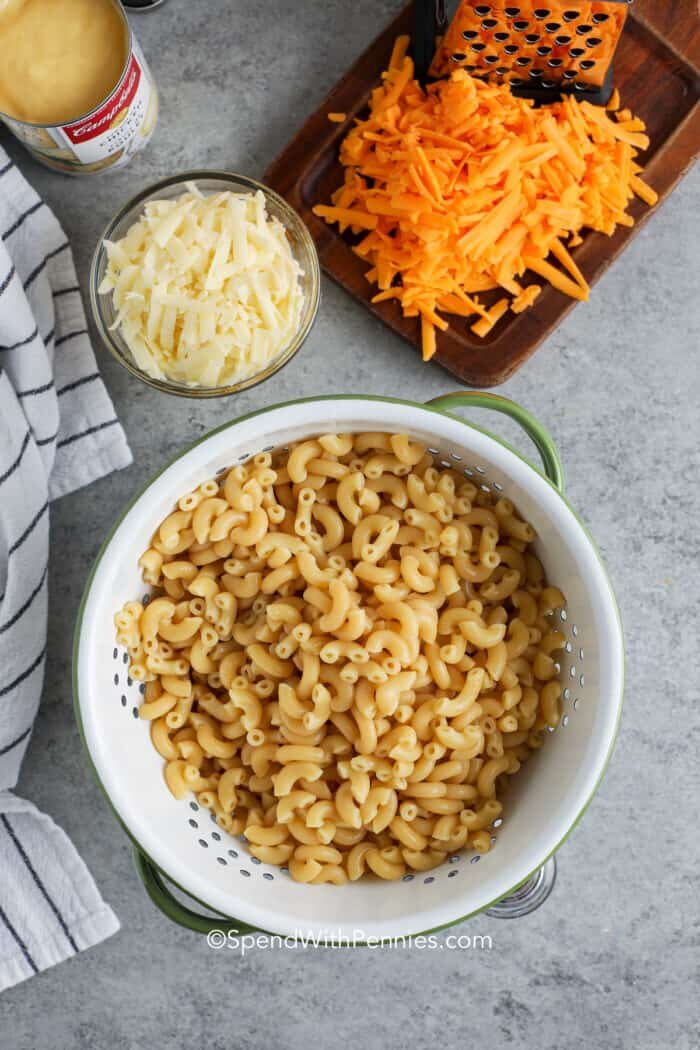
(0, 0, 159, 175)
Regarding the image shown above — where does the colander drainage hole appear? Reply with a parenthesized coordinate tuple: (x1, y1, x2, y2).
(113, 673, 119, 686)
(263, 873, 274, 881)
(113, 647, 118, 660)
(563, 688, 571, 701)
(189, 801, 199, 811)
(139, 684, 146, 695)
(470, 855, 481, 864)
(448, 870, 458, 878)
(122, 652, 128, 665)
(402, 874, 414, 882)
(189, 819, 198, 829)
(217, 857, 227, 866)
(228, 849, 238, 859)
(250, 857, 262, 865)
(131, 707, 138, 719)
(573, 698, 580, 710)
(424, 876, 435, 884)
(562, 715, 569, 727)
(492, 817, 503, 828)
(239, 869, 250, 877)
(121, 695, 127, 707)
(198, 839, 208, 849)
(211, 831, 221, 842)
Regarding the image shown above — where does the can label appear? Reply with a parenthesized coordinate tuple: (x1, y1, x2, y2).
(3, 37, 158, 175)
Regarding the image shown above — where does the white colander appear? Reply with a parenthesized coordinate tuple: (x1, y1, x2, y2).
(73, 392, 624, 940)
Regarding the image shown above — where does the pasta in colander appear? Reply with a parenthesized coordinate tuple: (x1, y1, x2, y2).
(114, 432, 566, 883)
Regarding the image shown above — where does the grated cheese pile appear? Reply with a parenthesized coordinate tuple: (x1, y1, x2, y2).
(313, 36, 658, 361)
(99, 184, 305, 387)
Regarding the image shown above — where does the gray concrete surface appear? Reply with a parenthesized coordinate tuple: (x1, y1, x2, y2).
(1, 0, 698, 1046)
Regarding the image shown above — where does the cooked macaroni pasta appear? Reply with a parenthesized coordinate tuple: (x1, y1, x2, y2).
(115, 432, 566, 883)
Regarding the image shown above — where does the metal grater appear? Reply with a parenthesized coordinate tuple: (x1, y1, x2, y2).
(423, 0, 631, 105)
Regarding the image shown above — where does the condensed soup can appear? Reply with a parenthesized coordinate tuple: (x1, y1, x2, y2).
(0, 0, 158, 175)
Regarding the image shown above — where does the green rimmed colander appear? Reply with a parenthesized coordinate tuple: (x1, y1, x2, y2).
(73, 392, 624, 940)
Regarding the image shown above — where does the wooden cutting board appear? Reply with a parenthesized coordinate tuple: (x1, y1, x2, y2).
(265, 0, 700, 387)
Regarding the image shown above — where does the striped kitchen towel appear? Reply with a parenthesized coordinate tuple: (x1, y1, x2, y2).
(0, 146, 130, 991)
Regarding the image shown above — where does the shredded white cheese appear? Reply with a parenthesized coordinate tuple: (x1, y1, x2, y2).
(99, 183, 305, 387)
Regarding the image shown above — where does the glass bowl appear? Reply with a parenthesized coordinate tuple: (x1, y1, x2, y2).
(89, 171, 321, 398)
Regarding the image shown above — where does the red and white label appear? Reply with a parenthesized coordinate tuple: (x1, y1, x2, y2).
(38, 36, 159, 169)
(63, 53, 142, 143)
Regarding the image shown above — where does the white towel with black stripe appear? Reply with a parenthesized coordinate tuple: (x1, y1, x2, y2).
(0, 146, 129, 991)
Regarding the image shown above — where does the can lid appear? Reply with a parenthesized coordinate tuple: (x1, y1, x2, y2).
(121, 0, 167, 9)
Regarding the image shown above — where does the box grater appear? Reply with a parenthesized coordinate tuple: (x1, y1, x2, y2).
(423, 0, 631, 104)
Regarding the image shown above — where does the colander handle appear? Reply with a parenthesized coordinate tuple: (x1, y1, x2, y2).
(134, 848, 257, 935)
(426, 392, 564, 492)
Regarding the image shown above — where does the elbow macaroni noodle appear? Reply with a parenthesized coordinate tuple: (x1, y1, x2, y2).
(115, 433, 566, 884)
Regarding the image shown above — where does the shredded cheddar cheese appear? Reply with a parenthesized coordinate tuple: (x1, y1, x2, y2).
(99, 184, 304, 387)
(314, 37, 658, 360)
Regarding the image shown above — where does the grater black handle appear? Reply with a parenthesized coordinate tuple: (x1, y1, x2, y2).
(414, 0, 447, 84)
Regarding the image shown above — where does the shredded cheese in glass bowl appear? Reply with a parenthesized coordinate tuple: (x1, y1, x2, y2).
(90, 173, 320, 397)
